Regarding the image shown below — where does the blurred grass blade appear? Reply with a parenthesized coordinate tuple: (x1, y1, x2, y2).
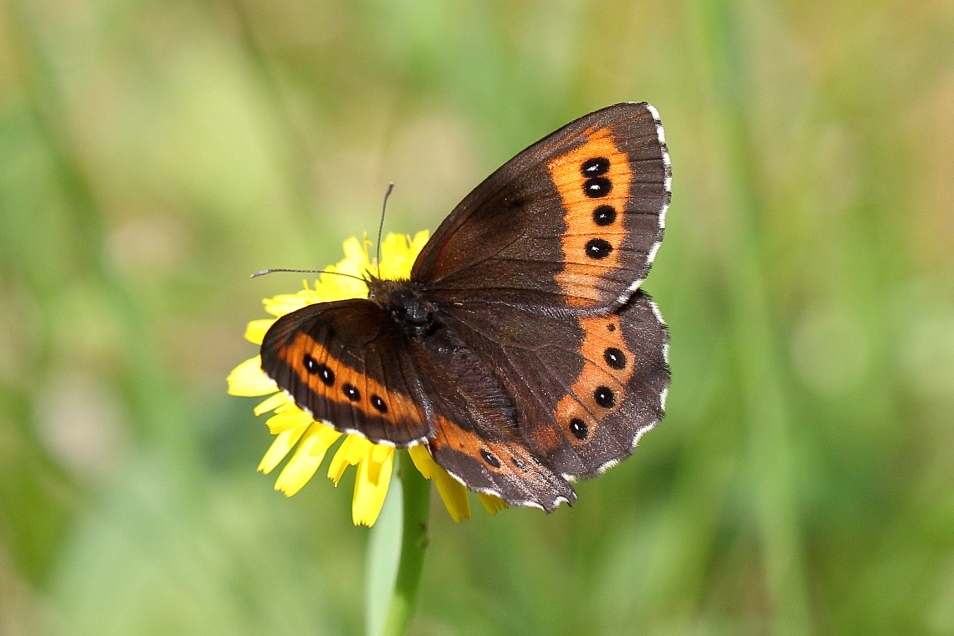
(690, 0, 813, 633)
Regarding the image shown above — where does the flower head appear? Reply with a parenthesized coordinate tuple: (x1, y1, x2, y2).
(228, 232, 507, 526)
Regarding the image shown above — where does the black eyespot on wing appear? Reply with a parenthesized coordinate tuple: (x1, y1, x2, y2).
(581, 157, 610, 177)
(342, 383, 361, 402)
(583, 176, 612, 198)
(604, 347, 626, 369)
(585, 238, 613, 259)
(480, 449, 501, 468)
(592, 205, 616, 226)
(569, 418, 588, 440)
(370, 394, 388, 413)
(594, 386, 615, 408)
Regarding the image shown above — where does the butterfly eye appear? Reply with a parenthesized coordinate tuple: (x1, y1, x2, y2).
(603, 347, 626, 370)
(569, 418, 589, 440)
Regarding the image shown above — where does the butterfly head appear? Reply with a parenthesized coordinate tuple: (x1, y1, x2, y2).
(367, 276, 436, 337)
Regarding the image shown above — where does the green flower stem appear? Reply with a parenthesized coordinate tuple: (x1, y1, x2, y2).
(381, 452, 430, 636)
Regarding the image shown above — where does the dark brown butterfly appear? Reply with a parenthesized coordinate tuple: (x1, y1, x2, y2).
(261, 102, 671, 511)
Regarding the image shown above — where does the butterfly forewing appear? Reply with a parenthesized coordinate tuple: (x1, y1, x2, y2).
(260, 300, 430, 446)
(411, 102, 670, 311)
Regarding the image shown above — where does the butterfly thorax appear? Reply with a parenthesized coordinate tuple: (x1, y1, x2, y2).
(366, 277, 437, 338)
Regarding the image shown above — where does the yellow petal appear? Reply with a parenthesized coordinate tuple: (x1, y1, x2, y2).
(408, 445, 471, 522)
(263, 292, 310, 316)
(258, 426, 308, 474)
(352, 448, 394, 526)
(327, 435, 374, 485)
(309, 425, 343, 457)
(316, 273, 366, 303)
(378, 232, 429, 279)
(410, 230, 430, 254)
(478, 493, 509, 516)
(370, 442, 393, 464)
(331, 240, 372, 288)
(227, 357, 277, 397)
(274, 423, 333, 496)
(245, 319, 276, 345)
(342, 236, 370, 267)
(408, 445, 470, 523)
(432, 466, 471, 522)
(408, 445, 435, 479)
(265, 408, 314, 433)
(379, 235, 409, 279)
(253, 391, 290, 416)
(362, 444, 393, 485)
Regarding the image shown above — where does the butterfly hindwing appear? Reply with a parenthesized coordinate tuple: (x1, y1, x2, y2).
(260, 299, 430, 446)
(427, 416, 576, 511)
(438, 290, 669, 479)
(409, 325, 576, 511)
(535, 291, 670, 477)
(411, 102, 670, 310)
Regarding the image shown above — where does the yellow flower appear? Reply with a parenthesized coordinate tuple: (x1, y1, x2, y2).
(228, 232, 508, 526)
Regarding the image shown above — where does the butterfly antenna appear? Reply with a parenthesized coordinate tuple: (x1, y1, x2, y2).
(376, 182, 395, 279)
(250, 268, 366, 283)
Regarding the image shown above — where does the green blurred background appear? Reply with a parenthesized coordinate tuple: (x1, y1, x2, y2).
(2, 0, 954, 634)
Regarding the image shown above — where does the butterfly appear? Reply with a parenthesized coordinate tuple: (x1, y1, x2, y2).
(260, 102, 671, 511)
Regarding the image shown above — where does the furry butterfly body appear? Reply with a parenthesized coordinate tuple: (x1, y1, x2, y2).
(261, 102, 671, 510)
